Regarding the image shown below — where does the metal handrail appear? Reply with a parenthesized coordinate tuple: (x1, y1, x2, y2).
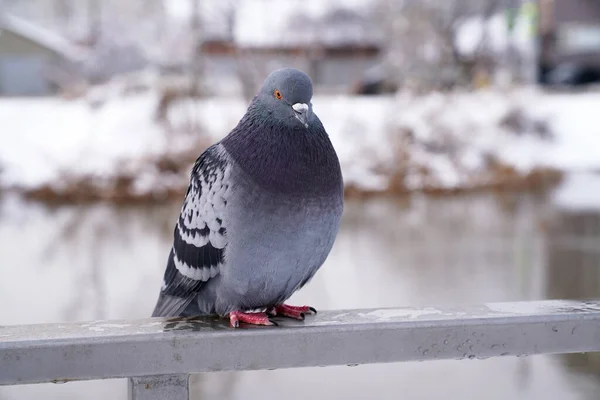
(2, 299, 600, 399)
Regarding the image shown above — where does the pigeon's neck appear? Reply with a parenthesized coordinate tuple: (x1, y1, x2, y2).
(221, 102, 342, 197)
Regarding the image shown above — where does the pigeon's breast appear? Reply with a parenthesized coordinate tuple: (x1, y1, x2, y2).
(215, 161, 343, 313)
(221, 121, 344, 198)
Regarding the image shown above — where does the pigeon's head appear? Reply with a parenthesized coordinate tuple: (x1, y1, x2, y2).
(257, 68, 314, 129)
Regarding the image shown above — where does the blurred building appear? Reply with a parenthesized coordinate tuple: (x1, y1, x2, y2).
(0, 13, 84, 96)
(195, 0, 384, 95)
(201, 39, 382, 94)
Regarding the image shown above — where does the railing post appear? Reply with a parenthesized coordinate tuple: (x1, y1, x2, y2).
(128, 374, 190, 400)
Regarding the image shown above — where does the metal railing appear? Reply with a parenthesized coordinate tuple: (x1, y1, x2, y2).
(1, 299, 600, 399)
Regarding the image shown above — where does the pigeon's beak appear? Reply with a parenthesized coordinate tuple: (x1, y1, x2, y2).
(292, 103, 310, 128)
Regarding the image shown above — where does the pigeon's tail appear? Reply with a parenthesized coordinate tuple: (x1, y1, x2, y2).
(152, 293, 212, 317)
(151, 250, 203, 317)
(151, 293, 194, 317)
(151, 294, 172, 317)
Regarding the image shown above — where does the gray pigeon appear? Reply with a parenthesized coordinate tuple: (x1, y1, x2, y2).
(152, 68, 344, 327)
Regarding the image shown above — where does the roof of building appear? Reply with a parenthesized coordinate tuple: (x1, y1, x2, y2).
(0, 13, 86, 61)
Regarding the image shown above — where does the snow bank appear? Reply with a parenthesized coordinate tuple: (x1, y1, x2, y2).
(0, 94, 164, 188)
(1, 87, 598, 200)
(170, 88, 600, 192)
(552, 172, 600, 211)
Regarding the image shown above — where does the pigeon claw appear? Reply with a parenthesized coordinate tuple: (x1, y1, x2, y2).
(270, 304, 317, 320)
(229, 311, 276, 328)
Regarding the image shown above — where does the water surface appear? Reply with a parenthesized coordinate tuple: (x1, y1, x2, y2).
(1, 177, 599, 399)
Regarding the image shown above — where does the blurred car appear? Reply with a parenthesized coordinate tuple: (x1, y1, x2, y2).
(538, 0, 600, 87)
(545, 62, 600, 86)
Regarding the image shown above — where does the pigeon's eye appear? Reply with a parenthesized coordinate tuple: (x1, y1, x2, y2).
(274, 89, 282, 100)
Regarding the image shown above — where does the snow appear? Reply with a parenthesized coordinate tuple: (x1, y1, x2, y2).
(0, 93, 166, 188)
(358, 307, 443, 321)
(552, 172, 600, 211)
(1, 87, 599, 196)
(534, 93, 600, 171)
(392, 88, 600, 177)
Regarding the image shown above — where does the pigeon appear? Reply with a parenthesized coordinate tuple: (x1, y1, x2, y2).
(152, 68, 344, 327)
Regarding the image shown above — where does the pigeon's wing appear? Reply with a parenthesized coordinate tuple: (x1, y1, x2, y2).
(152, 145, 230, 317)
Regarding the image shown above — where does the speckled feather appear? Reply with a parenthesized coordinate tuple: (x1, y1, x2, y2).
(152, 68, 343, 318)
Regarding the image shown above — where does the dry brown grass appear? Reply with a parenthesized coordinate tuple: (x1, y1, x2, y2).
(21, 139, 210, 207)
(344, 168, 562, 198)
(23, 181, 186, 206)
(22, 158, 562, 207)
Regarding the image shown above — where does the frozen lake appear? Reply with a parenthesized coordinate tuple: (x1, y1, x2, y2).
(1, 173, 599, 399)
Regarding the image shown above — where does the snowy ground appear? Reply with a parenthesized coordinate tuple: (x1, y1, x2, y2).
(552, 172, 600, 211)
(1, 87, 599, 201)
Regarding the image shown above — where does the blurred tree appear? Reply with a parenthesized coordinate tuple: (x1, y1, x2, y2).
(374, 0, 501, 91)
(87, 0, 100, 45)
(190, 0, 202, 95)
(53, 0, 73, 26)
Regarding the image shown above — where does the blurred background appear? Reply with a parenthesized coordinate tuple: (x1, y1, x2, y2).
(1, 0, 600, 399)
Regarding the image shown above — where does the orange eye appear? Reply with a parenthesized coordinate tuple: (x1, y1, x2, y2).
(274, 89, 282, 99)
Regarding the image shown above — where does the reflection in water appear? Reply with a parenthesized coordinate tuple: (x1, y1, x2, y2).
(0, 189, 599, 399)
(546, 210, 600, 391)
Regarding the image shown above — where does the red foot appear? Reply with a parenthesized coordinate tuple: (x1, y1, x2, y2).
(268, 304, 317, 320)
(229, 311, 276, 328)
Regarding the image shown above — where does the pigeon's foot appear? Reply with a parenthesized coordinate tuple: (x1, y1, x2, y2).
(268, 304, 317, 320)
(229, 311, 276, 328)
